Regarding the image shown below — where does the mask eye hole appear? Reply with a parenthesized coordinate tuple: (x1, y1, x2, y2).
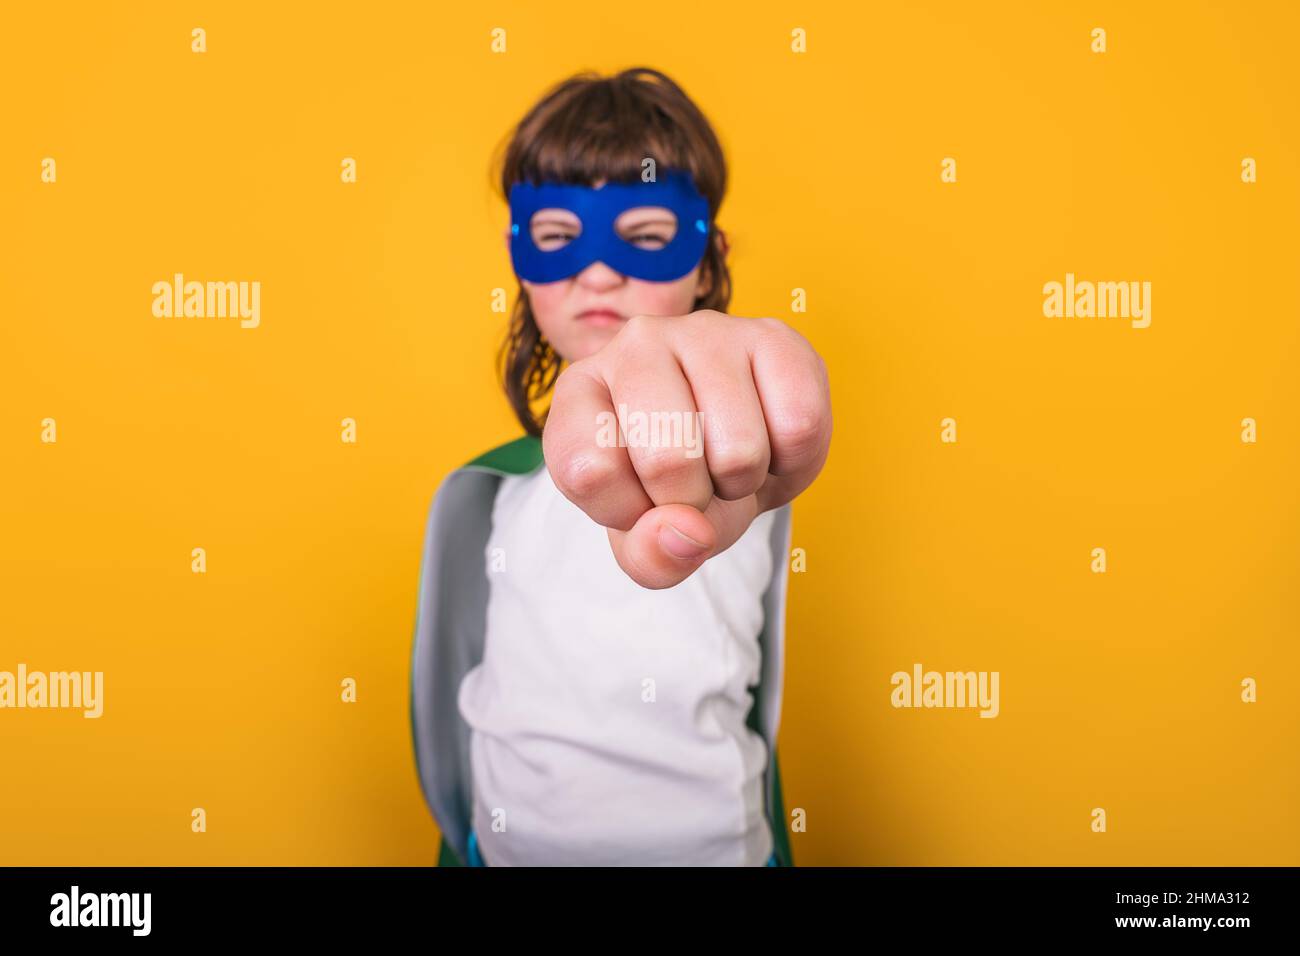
(529, 208, 582, 251)
(615, 206, 677, 249)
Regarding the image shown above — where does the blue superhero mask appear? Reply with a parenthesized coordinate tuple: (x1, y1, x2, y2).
(508, 169, 712, 283)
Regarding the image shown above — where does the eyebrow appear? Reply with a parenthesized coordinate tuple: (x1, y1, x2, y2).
(530, 213, 677, 231)
(531, 212, 580, 226)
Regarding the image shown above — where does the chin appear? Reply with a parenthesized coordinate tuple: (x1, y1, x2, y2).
(568, 327, 620, 359)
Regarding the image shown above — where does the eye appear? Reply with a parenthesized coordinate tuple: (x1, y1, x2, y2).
(537, 228, 578, 248)
(615, 206, 677, 250)
(529, 208, 582, 251)
(625, 231, 670, 250)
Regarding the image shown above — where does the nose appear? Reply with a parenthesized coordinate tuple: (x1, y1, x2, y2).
(574, 259, 625, 288)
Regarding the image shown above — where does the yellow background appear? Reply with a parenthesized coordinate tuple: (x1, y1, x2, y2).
(2, 1, 1296, 865)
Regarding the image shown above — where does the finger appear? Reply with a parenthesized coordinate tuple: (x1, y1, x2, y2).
(748, 320, 833, 507)
(542, 360, 653, 532)
(673, 338, 771, 501)
(605, 326, 713, 513)
(605, 493, 759, 590)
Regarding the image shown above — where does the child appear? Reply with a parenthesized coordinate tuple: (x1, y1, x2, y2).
(411, 67, 832, 866)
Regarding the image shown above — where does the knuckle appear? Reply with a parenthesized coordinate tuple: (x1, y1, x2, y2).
(816, 350, 829, 379)
(612, 315, 658, 354)
(709, 440, 769, 486)
(632, 445, 693, 486)
(551, 360, 590, 401)
(565, 353, 597, 376)
(622, 313, 657, 336)
(555, 452, 618, 501)
(758, 315, 813, 354)
(772, 405, 825, 456)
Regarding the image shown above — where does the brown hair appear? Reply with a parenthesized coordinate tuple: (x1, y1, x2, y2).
(492, 67, 732, 437)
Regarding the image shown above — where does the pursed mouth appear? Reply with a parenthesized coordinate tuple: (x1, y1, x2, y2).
(576, 309, 627, 325)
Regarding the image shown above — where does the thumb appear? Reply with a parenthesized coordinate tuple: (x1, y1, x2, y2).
(606, 494, 759, 590)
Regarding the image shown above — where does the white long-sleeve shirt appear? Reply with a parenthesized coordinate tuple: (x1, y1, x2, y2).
(456, 463, 775, 866)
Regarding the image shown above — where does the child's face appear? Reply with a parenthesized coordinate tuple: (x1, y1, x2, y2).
(505, 178, 718, 362)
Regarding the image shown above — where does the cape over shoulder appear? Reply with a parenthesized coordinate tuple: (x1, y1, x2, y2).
(460, 434, 544, 477)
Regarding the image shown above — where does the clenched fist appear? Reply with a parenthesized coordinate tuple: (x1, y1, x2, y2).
(542, 309, 832, 589)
